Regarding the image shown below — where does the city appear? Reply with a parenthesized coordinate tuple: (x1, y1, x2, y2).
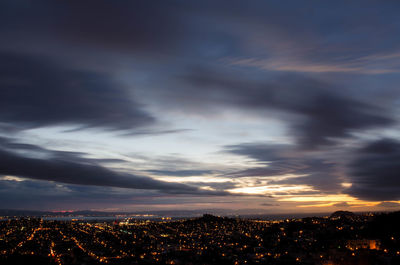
(1, 1, 400, 265)
(1, 211, 400, 265)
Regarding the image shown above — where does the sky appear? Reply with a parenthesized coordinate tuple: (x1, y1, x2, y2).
(1, 0, 400, 214)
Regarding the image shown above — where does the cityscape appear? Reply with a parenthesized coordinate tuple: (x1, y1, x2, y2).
(1, 1, 400, 265)
(1, 211, 400, 265)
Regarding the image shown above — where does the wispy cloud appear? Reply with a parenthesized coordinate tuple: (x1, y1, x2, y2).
(224, 51, 400, 74)
(0, 137, 228, 196)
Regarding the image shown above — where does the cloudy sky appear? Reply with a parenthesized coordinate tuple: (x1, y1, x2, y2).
(1, 0, 400, 213)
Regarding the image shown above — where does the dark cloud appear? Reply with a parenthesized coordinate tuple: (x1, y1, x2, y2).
(175, 71, 393, 148)
(0, 0, 400, 210)
(333, 202, 350, 208)
(188, 181, 238, 192)
(0, 0, 243, 61)
(290, 92, 392, 148)
(0, 1, 181, 53)
(376, 202, 400, 208)
(121, 129, 193, 137)
(260, 203, 280, 207)
(0, 1, 396, 146)
(0, 53, 154, 130)
(228, 138, 400, 202)
(346, 138, 400, 201)
(0, 178, 128, 209)
(0, 176, 256, 211)
(225, 143, 290, 163)
(226, 143, 344, 193)
(0, 137, 228, 196)
(146, 169, 215, 177)
(0, 178, 207, 210)
(3, 1, 400, 60)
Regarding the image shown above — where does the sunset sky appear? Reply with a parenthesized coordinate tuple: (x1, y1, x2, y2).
(1, 0, 400, 214)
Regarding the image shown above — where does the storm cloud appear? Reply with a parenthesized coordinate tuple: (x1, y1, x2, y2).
(0, 137, 227, 196)
(0, 53, 153, 131)
(346, 138, 400, 201)
(226, 143, 344, 194)
(174, 71, 393, 148)
(0, 1, 400, 211)
(0, 1, 182, 54)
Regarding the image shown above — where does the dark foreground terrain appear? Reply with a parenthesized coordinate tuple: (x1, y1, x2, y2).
(1, 211, 400, 265)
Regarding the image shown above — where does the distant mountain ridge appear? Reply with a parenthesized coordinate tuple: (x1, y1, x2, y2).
(330, 210, 356, 219)
(0, 209, 211, 217)
(0, 208, 381, 220)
